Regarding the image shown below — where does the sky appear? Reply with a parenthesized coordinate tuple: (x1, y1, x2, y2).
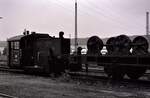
(0, 0, 150, 40)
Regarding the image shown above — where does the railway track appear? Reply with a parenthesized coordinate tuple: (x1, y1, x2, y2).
(68, 66, 150, 86)
(0, 93, 18, 98)
(0, 66, 24, 73)
(1, 63, 150, 86)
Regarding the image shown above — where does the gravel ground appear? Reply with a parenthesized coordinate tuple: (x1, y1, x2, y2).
(0, 72, 150, 98)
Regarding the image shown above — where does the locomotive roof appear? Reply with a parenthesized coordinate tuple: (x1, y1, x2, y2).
(7, 35, 25, 41)
(7, 33, 51, 42)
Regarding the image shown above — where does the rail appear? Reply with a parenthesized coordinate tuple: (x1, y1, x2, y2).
(0, 93, 18, 98)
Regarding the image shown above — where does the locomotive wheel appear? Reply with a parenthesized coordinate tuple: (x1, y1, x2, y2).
(126, 67, 147, 80)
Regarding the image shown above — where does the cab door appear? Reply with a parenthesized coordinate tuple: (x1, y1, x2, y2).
(38, 50, 50, 73)
(36, 39, 52, 73)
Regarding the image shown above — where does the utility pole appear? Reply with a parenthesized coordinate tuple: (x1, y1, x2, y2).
(146, 12, 150, 52)
(146, 12, 149, 35)
(75, 0, 78, 53)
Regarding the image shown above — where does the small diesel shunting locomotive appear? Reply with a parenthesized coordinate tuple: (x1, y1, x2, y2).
(7, 31, 70, 74)
(6, 31, 150, 80)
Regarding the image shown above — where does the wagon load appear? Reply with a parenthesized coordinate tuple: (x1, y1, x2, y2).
(106, 37, 116, 54)
(126, 36, 149, 79)
(87, 36, 103, 55)
(104, 35, 131, 79)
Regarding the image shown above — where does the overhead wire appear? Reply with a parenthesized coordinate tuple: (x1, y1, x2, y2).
(100, 0, 144, 34)
(54, 0, 94, 17)
(109, 1, 144, 26)
(53, 0, 124, 31)
(47, 0, 74, 15)
(80, 0, 130, 33)
(48, 0, 131, 36)
(46, 0, 145, 36)
(104, 0, 145, 32)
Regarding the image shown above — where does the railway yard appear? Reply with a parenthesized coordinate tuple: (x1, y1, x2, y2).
(0, 69, 150, 98)
(1, 0, 150, 97)
(1, 32, 150, 97)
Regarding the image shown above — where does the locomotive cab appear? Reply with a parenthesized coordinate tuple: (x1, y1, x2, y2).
(7, 35, 25, 68)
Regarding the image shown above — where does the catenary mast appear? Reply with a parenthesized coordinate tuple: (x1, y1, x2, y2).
(74, 0, 78, 53)
(146, 12, 149, 35)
